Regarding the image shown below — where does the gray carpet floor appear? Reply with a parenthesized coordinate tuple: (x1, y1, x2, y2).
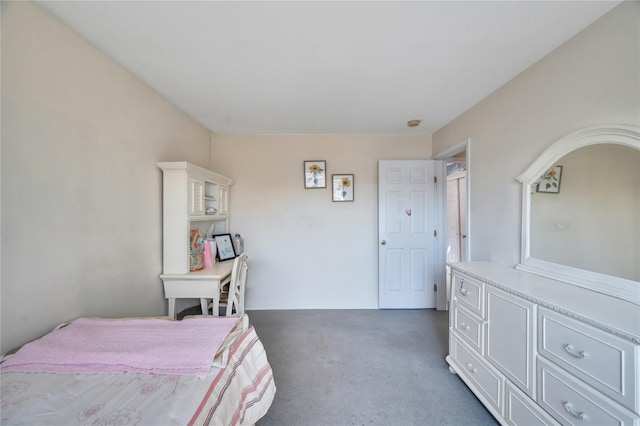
(247, 309, 498, 426)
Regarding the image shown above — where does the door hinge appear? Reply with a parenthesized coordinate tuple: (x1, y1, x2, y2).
(434, 176, 438, 184)
(433, 283, 437, 292)
(434, 230, 437, 237)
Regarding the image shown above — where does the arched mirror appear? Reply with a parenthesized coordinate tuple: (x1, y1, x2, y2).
(516, 125, 640, 305)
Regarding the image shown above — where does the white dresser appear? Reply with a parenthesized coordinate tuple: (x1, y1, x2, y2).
(447, 261, 640, 426)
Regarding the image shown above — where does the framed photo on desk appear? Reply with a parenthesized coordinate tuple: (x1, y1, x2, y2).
(213, 234, 237, 261)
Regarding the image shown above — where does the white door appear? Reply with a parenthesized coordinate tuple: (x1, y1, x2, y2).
(446, 177, 461, 263)
(378, 160, 444, 309)
(446, 171, 468, 263)
(458, 176, 468, 262)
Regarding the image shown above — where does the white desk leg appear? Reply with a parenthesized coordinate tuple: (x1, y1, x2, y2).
(200, 298, 209, 315)
(212, 296, 220, 317)
(168, 298, 176, 320)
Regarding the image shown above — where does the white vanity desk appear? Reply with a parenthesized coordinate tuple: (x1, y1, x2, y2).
(161, 259, 234, 319)
(446, 261, 639, 426)
(157, 161, 234, 320)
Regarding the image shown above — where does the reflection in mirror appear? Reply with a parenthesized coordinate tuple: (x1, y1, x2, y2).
(516, 125, 640, 304)
(530, 144, 639, 281)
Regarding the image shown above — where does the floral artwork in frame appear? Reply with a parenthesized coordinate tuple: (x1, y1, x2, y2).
(332, 174, 354, 202)
(537, 165, 563, 194)
(304, 160, 326, 188)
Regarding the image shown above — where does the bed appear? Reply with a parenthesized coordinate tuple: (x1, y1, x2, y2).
(0, 314, 276, 426)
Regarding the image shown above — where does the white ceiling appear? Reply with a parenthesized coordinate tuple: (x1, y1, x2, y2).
(38, 1, 620, 135)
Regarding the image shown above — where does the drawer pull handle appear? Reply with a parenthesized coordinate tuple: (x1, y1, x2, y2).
(460, 322, 470, 331)
(564, 344, 589, 359)
(459, 280, 470, 296)
(466, 363, 477, 373)
(563, 401, 588, 421)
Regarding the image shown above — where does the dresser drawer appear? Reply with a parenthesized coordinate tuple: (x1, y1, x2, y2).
(538, 357, 638, 425)
(505, 381, 559, 426)
(452, 272, 484, 317)
(450, 337, 504, 415)
(538, 307, 639, 412)
(452, 299, 485, 354)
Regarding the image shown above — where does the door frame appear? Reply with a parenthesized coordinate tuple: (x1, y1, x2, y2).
(434, 139, 471, 310)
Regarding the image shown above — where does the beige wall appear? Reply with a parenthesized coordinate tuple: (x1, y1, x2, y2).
(1, 2, 212, 352)
(210, 134, 431, 310)
(433, 2, 640, 268)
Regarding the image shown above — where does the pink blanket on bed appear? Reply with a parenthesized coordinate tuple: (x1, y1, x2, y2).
(0, 317, 241, 378)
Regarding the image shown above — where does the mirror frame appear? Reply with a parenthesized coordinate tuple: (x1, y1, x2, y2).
(515, 125, 640, 305)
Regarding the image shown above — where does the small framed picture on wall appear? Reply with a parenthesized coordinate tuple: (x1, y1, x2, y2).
(304, 160, 326, 188)
(332, 174, 354, 202)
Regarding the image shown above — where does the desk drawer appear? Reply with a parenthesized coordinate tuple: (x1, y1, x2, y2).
(538, 307, 639, 412)
(452, 299, 485, 354)
(452, 272, 484, 317)
(161, 278, 219, 298)
(538, 357, 638, 426)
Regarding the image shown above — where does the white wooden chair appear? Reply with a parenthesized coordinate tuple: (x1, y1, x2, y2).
(222, 253, 248, 316)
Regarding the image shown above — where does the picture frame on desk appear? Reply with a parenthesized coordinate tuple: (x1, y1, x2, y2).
(213, 233, 237, 261)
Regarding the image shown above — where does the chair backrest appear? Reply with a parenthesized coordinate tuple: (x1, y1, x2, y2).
(226, 253, 248, 316)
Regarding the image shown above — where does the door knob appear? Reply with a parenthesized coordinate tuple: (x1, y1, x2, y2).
(381, 240, 387, 245)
